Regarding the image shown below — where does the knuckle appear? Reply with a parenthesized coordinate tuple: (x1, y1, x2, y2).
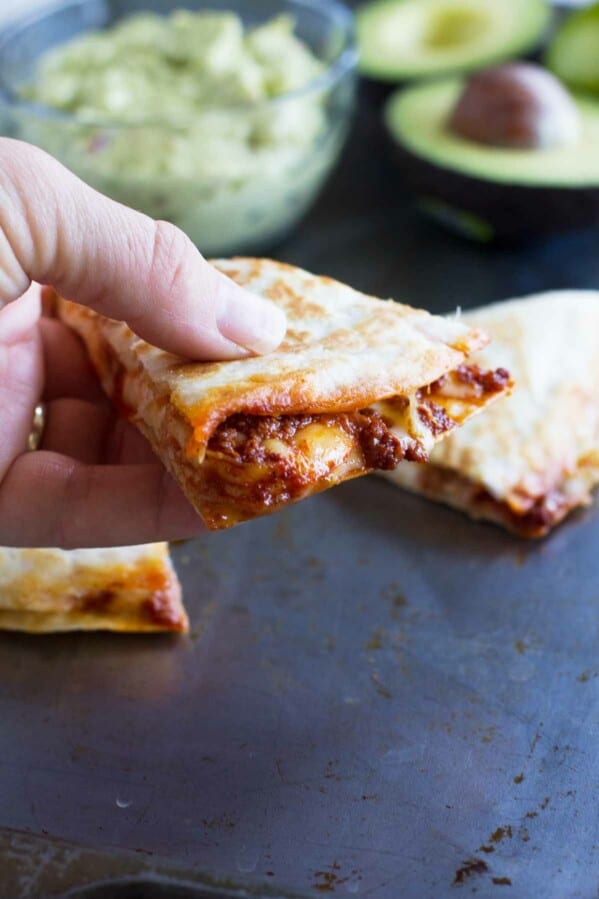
(149, 220, 195, 298)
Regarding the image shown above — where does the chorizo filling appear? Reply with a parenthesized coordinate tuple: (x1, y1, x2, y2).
(206, 364, 510, 484)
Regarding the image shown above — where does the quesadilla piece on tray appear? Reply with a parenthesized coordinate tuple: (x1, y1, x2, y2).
(58, 258, 511, 530)
(0, 544, 187, 633)
(384, 291, 599, 538)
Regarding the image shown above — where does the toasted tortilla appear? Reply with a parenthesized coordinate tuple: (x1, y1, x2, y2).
(0, 544, 187, 633)
(385, 290, 599, 537)
(58, 258, 510, 529)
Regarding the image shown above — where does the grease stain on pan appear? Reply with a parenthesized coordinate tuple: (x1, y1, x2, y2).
(480, 725, 497, 744)
(312, 861, 362, 893)
(453, 857, 489, 885)
(452, 856, 514, 889)
(365, 627, 386, 651)
(370, 672, 392, 699)
(201, 813, 236, 832)
(384, 585, 408, 619)
(489, 825, 513, 843)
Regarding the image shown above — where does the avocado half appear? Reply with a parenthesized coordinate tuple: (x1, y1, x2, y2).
(357, 0, 550, 83)
(546, 2, 599, 96)
(384, 79, 599, 241)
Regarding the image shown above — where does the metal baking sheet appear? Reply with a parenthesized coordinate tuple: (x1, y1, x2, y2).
(2, 85, 599, 899)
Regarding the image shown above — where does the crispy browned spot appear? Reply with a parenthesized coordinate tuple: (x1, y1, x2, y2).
(142, 591, 184, 630)
(80, 590, 115, 613)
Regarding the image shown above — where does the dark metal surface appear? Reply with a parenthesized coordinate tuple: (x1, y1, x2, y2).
(2, 85, 599, 899)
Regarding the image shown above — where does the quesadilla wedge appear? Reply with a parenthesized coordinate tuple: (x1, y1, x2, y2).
(0, 543, 187, 633)
(384, 290, 599, 537)
(58, 258, 511, 529)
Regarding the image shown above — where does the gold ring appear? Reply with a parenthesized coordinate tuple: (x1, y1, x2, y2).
(28, 403, 46, 451)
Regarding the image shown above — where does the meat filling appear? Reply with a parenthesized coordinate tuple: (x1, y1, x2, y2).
(207, 364, 509, 474)
(472, 487, 574, 537)
(420, 466, 577, 538)
(431, 364, 511, 397)
(209, 408, 414, 471)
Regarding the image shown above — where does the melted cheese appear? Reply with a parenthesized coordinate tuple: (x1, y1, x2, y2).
(56, 259, 510, 529)
(385, 291, 599, 536)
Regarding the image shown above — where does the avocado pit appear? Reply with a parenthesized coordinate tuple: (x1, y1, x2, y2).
(448, 62, 581, 149)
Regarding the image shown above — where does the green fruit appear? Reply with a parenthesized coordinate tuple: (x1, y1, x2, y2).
(546, 2, 599, 96)
(357, 0, 550, 82)
(384, 77, 599, 240)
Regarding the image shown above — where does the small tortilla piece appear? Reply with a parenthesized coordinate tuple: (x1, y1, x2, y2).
(58, 257, 510, 529)
(385, 291, 599, 537)
(0, 543, 187, 633)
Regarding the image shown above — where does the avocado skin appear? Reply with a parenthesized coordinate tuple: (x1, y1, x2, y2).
(391, 139, 599, 242)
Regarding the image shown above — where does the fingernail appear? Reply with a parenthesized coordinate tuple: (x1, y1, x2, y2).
(217, 290, 287, 355)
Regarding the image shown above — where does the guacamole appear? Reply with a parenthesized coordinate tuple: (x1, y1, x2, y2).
(18, 11, 347, 253)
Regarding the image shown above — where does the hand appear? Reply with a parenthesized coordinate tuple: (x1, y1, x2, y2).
(0, 139, 286, 548)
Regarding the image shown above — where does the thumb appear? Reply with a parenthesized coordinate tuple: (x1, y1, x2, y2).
(0, 138, 286, 359)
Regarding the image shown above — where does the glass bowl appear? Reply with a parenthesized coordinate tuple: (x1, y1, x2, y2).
(0, 0, 357, 255)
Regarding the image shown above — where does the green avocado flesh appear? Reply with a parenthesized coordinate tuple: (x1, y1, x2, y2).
(357, 0, 550, 81)
(385, 79, 599, 187)
(546, 2, 599, 95)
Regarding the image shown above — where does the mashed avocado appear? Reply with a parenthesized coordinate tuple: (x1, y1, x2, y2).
(19, 11, 346, 253)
